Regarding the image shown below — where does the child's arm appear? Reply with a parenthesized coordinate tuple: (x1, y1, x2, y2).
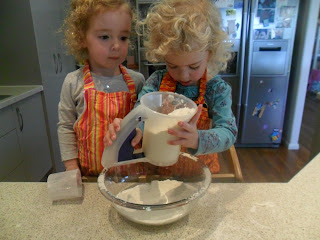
(192, 80, 237, 154)
(64, 158, 79, 171)
(168, 79, 237, 155)
(58, 74, 80, 170)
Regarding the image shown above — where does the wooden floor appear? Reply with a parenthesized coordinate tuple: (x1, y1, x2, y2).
(220, 93, 320, 183)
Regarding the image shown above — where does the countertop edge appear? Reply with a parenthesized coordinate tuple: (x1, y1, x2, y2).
(0, 85, 43, 110)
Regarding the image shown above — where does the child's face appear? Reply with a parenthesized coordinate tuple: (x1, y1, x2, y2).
(164, 51, 210, 86)
(83, 7, 131, 76)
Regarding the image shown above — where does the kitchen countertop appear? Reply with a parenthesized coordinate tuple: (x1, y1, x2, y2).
(0, 85, 43, 110)
(1, 154, 319, 240)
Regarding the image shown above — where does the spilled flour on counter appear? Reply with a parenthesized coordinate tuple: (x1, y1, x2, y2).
(114, 180, 199, 225)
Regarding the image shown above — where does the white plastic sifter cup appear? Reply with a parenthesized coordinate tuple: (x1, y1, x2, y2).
(47, 169, 83, 201)
(101, 92, 197, 169)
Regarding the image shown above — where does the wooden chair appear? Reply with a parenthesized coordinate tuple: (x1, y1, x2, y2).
(212, 145, 243, 182)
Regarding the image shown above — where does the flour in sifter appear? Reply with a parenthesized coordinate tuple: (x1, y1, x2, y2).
(168, 107, 196, 117)
(142, 107, 196, 166)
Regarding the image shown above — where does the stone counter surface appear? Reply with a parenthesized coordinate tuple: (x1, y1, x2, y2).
(1, 154, 320, 240)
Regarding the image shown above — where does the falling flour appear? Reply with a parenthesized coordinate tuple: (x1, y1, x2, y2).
(114, 180, 198, 225)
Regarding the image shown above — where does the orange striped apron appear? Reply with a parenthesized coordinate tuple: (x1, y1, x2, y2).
(158, 71, 220, 174)
(74, 62, 137, 176)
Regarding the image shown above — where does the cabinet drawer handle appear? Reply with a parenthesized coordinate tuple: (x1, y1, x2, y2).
(58, 53, 62, 73)
(53, 54, 58, 74)
(16, 107, 23, 131)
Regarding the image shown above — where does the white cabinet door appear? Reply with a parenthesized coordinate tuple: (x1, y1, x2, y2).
(0, 129, 22, 181)
(42, 74, 65, 172)
(2, 162, 27, 182)
(0, 104, 27, 182)
(30, 0, 73, 172)
(0, 105, 16, 137)
(14, 93, 52, 181)
(30, 0, 61, 77)
(54, 0, 76, 76)
(29, 0, 58, 53)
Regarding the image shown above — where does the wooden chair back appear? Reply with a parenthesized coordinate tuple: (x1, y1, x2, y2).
(212, 145, 243, 182)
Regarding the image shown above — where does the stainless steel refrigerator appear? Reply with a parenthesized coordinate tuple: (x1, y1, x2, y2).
(215, 0, 300, 147)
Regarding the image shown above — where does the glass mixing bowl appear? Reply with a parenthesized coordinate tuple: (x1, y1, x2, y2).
(98, 154, 211, 226)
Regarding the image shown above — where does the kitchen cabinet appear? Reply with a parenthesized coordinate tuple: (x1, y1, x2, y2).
(1, 0, 77, 172)
(14, 93, 52, 181)
(2, 162, 27, 182)
(0, 92, 52, 182)
(0, 107, 24, 181)
(29, 0, 76, 172)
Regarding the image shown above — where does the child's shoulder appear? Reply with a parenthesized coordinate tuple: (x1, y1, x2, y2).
(207, 75, 226, 84)
(148, 69, 168, 81)
(206, 75, 231, 93)
(62, 68, 84, 90)
(125, 68, 146, 89)
(65, 67, 84, 82)
(125, 68, 145, 81)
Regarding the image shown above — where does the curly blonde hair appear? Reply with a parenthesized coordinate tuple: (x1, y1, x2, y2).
(137, 0, 231, 76)
(63, 0, 135, 63)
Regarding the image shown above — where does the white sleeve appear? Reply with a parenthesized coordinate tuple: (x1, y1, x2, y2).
(57, 73, 81, 161)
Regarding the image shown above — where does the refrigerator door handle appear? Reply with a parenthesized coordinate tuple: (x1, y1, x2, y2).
(242, 0, 256, 108)
(239, 0, 256, 142)
(237, 0, 249, 129)
(251, 0, 257, 11)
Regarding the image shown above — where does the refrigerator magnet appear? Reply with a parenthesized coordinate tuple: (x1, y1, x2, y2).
(252, 103, 262, 117)
(252, 103, 266, 118)
(270, 129, 280, 142)
(258, 104, 266, 118)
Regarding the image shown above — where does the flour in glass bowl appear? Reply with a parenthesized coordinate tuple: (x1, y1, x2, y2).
(117, 180, 197, 204)
(114, 180, 199, 225)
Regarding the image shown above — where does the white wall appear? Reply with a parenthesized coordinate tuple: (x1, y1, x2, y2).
(283, 0, 320, 149)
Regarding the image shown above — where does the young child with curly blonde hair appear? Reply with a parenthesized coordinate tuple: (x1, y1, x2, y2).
(105, 0, 238, 174)
(58, 0, 145, 176)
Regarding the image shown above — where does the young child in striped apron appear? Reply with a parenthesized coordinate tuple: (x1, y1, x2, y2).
(58, 0, 145, 176)
(105, 0, 238, 175)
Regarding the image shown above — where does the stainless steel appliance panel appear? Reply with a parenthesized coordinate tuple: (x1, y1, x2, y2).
(251, 40, 288, 75)
(240, 76, 288, 144)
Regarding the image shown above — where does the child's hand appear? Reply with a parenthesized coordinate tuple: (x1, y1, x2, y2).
(104, 118, 122, 146)
(167, 105, 202, 149)
(104, 118, 143, 147)
(64, 158, 80, 171)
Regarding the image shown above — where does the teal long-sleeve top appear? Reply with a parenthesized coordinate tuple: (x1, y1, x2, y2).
(136, 69, 238, 155)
